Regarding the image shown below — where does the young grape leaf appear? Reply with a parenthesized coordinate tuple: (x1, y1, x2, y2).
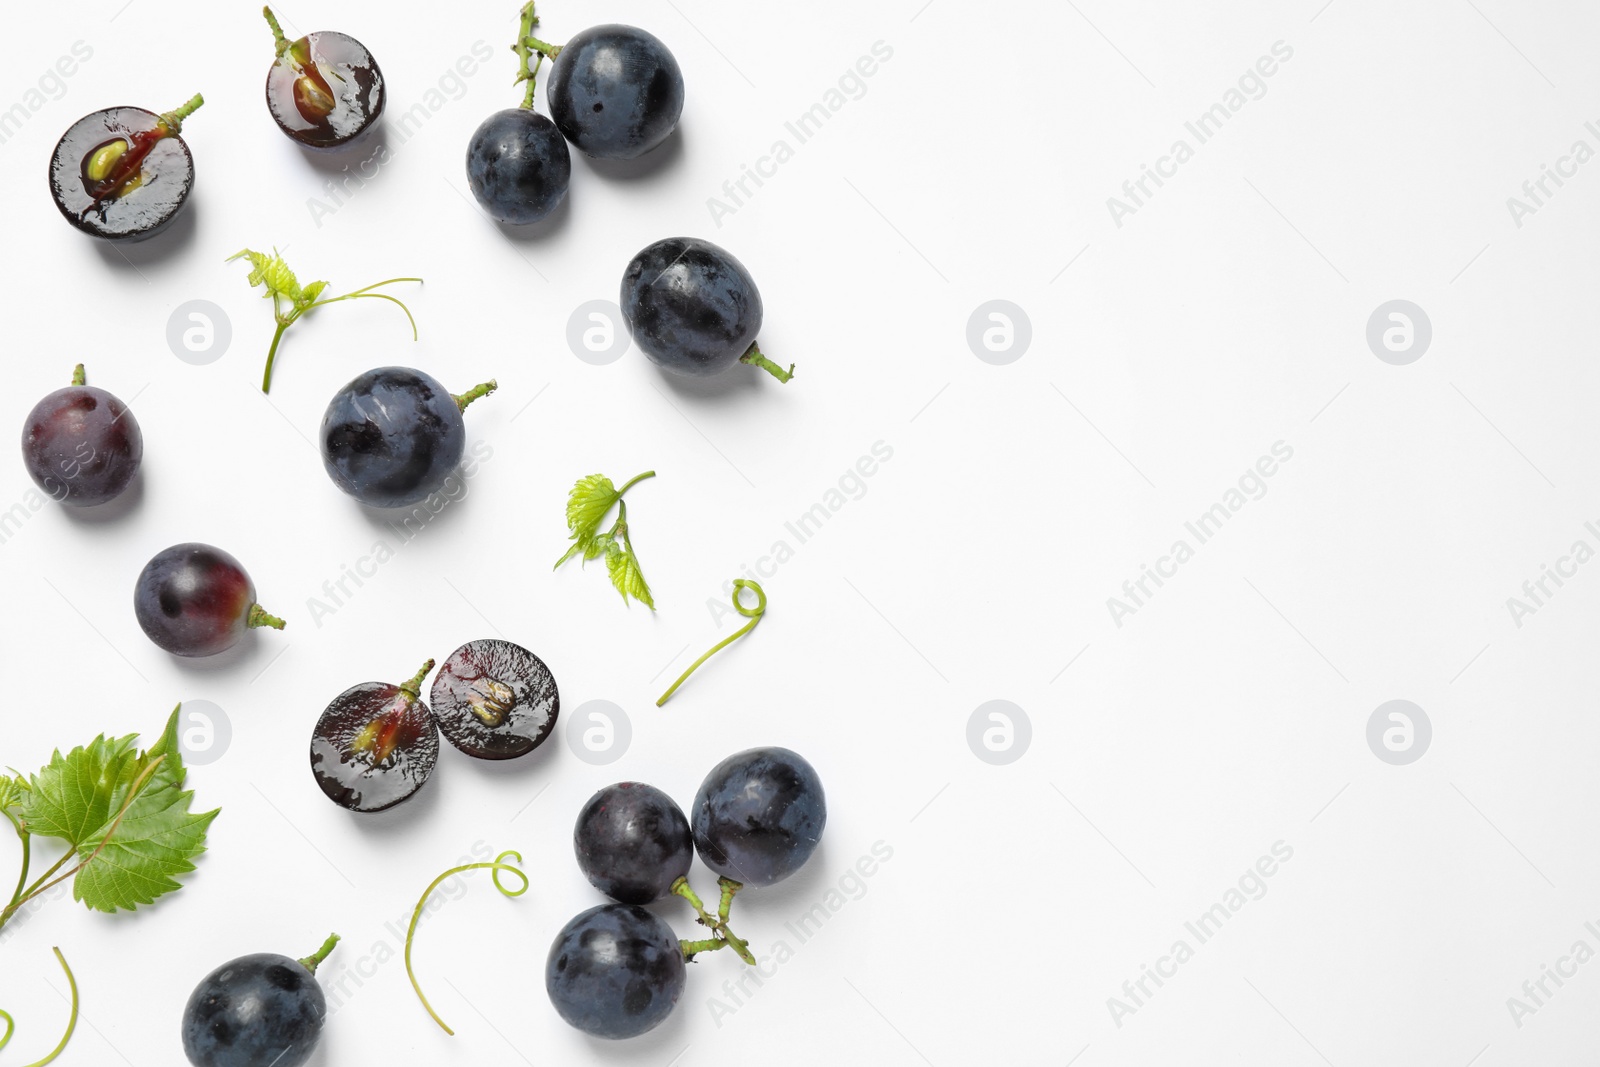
(0, 773, 24, 810)
(606, 541, 655, 610)
(229, 248, 318, 312)
(228, 247, 421, 393)
(564, 475, 617, 538)
(20, 707, 218, 914)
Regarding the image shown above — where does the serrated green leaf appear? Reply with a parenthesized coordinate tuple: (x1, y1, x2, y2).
(564, 474, 617, 538)
(74, 773, 218, 913)
(21, 707, 217, 915)
(605, 541, 655, 610)
(301, 279, 329, 307)
(22, 733, 140, 844)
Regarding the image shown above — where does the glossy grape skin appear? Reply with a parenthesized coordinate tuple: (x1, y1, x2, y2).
(574, 783, 692, 905)
(49, 107, 194, 240)
(134, 544, 268, 658)
(310, 677, 439, 813)
(181, 953, 326, 1067)
(546, 904, 686, 1039)
(320, 367, 464, 509)
(430, 639, 559, 760)
(620, 237, 762, 377)
(692, 747, 825, 887)
(265, 30, 384, 149)
(465, 109, 571, 224)
(21, 382, 142, 506)
(547, 25, 684, 160)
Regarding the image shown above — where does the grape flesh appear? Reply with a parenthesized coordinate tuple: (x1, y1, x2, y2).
(134, 544, 266, 657)
(465, 109, 572, 224)
(49, 107, 195, 240)
(547, 25, 684, 160)
(430, 639, 559, 760)
(181, 953, 326, 1067)
(265, 30, 384, 149)
(21, 381, 142, 506)
(320, 367, 465, 509)
(620, 237, 762, 376)
(692, 747, 825, 887)
(546, 904, 686, 1039)
(310, 676, 439, 812)
(574, 783, 692, 904)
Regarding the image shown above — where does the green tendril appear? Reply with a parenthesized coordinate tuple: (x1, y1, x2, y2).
(657, 580, 768, 707)
(405, 851, 530, 1036)
(0, 948, 78, 1067)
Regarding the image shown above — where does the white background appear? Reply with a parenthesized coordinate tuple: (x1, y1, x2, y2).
(1, 0, 1596, 1064)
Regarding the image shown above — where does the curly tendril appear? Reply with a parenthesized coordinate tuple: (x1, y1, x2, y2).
(656, 580, 768, 707)
(405, 850, 530, 1036)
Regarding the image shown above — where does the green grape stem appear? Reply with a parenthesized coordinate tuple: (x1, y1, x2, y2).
(453, 380, 498, 412)
(671, 877, 756, 965)
(262, 6, 290, 56)
(297, 933, 341, 975)
(681, 937, 726, 960)
(159, 94, 205, 135)
(69, 364, 85, 387)
(398, 660, 436, 701)
(740, 342, 794, 384)
(512, 3, 554, 109)
(247, 604, 286, 631)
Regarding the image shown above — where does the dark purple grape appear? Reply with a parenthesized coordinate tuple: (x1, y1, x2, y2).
(465, 108, 571, 224)
(49, 97, 202, 240)
(21, 364, 142, 506)
(574, 783, 692, 905)
(310, 660, 439, 813)
(546, 25, 684, 160)
(429, 639, 558, 760)
(691, 747, 825, 887)
(262, 8, 384, 150)
(546, 904, 685, 1039)
(319, 367, 494, 509)
(181, 934, 338, 1067)
(134, 544, 284, 658)
(620, 237, 792, 382)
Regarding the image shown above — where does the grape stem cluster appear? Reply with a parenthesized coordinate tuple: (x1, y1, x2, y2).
(512, 2, 561, 109)
(672, 875, 755, 963)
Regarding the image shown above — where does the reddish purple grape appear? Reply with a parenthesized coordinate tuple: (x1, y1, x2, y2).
(21, 364, 142, 506)
(429, 639, 558, 760)
(310, 661, 439, 812)
(133, 543, 284, 657)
